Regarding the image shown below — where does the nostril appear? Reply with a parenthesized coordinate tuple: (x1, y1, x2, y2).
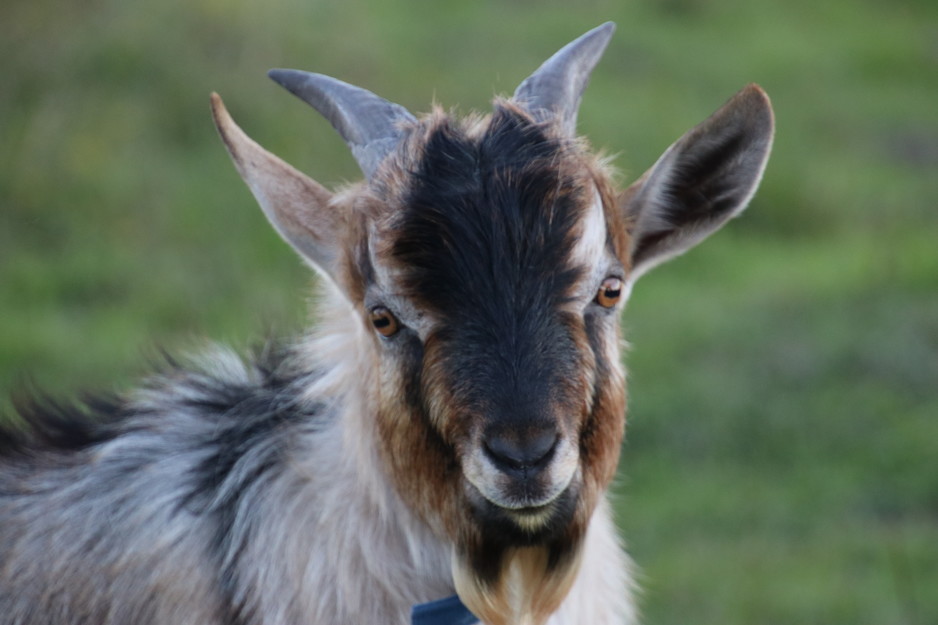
(483, 429, 558, 473)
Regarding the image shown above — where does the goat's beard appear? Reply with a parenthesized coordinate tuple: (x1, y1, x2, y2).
(449, 482, 596, 625)
(452, 532, 586, 625)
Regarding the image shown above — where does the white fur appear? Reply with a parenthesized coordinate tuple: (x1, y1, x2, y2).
(572, 188, 608, 273)
(548, 499, 638, 625)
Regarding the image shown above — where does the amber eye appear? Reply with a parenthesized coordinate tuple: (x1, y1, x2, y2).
(595, 277, 623, 308)
(369, 307, 400, 337)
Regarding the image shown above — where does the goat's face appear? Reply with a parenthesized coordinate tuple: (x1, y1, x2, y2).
(213, 22, 773, 625)
(363, 106, 627, 553)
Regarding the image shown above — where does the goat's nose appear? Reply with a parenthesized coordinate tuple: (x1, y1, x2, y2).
(483, 428, 558, 476)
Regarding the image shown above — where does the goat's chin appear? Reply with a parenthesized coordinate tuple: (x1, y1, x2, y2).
(463, 478, 579, 543)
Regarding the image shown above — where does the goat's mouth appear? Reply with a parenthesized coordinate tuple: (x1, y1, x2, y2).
(504, 501, 559, 533)
(481, 488, 563, 514)
(463, 479, 579, 543)
(462, 466, 580, 540)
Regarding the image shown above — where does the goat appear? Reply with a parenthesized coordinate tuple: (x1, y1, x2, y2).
(0, 22, 773, 625)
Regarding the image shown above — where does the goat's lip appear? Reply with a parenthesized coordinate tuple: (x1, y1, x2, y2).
(505, 501, 556, 519)
(488, 493, 561, 511)
(463, 478, 579, 539)
(464, 476, 568, 512)
(504, 502, 557, 533)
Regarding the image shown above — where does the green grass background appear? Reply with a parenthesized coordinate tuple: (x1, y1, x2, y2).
(2, 0, 936, 623)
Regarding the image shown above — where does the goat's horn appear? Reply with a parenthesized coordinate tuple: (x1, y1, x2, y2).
(512, 22, 615, 136)
(268, 69, 416, 180)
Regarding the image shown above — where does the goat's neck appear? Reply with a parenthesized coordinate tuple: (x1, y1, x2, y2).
(298, 283, 398, 511)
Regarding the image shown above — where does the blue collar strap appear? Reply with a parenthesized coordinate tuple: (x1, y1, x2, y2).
(411, 595, 478, 625)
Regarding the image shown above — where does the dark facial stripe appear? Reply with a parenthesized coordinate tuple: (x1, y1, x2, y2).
(391, 108, 593, 432)
(392, 106, 585, 319)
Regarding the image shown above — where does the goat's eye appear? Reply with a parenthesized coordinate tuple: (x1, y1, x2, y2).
(370, 307, 400, 337)
(595, 277, 623, 308)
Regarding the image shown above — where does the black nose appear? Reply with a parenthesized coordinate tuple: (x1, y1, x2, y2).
(483, 427, 558, 476)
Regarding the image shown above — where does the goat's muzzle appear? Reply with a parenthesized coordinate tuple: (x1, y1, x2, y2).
(462, 425, 580, 537)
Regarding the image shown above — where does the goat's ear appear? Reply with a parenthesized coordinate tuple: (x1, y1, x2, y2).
(211, 93, 342, 281)
(622, 84, 774, 280)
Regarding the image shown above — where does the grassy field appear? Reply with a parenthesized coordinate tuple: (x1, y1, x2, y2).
(2, 0, 936, 623)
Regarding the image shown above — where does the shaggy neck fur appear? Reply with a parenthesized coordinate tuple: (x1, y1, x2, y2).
(268, 283, 456, 623)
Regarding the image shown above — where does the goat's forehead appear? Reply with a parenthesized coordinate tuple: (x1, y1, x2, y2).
(365, 106, 605, 314)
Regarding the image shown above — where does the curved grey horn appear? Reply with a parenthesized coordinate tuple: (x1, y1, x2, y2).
(513, 22, 615, 136)
(268, 69, 416, 180)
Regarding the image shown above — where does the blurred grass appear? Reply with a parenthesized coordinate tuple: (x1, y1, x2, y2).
(1, 0, 936, 623)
